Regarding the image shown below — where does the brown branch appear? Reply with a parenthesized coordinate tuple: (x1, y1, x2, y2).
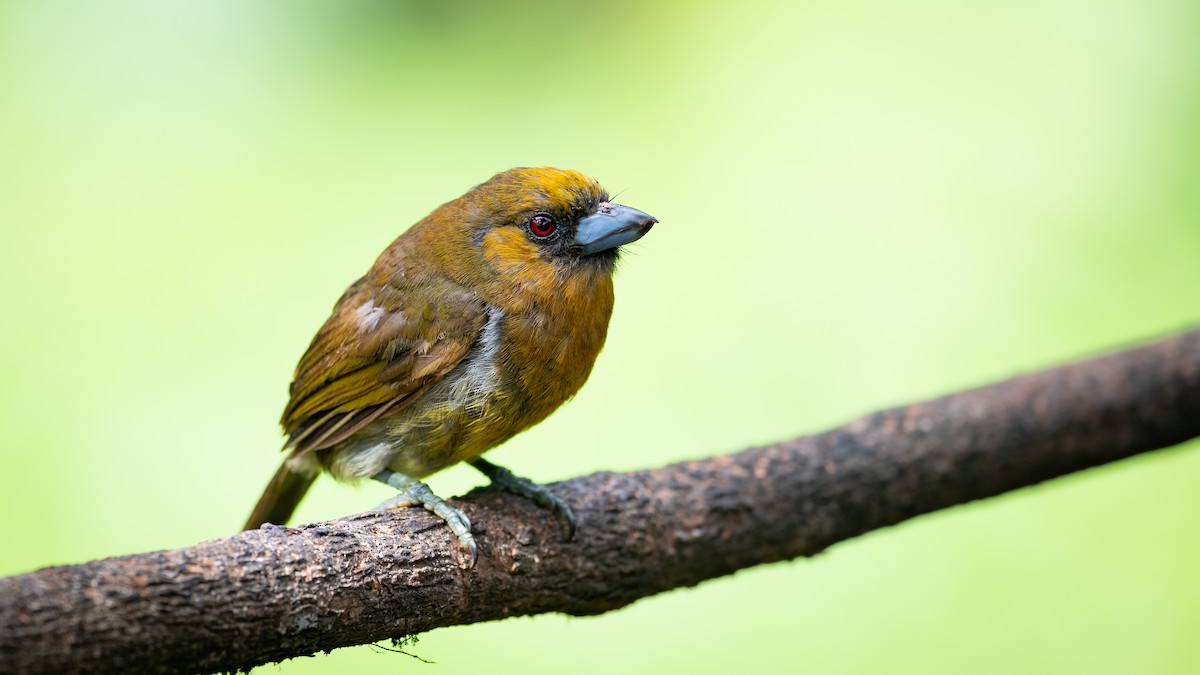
(3, 329, 1199, 674)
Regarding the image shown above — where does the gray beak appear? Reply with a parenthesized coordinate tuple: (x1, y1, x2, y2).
(574, 202, 657, 255)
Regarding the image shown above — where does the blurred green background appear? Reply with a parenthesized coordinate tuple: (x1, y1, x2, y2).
(2, 0, 1198, 672)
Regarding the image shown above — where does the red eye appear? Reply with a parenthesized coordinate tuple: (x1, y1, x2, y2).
(528, 214, 557, 238)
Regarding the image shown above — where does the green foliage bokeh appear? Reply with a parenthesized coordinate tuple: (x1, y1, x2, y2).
(2, 0, 1198, 672)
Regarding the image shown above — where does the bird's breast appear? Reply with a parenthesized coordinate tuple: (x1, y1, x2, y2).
(489, 261, 616, 426)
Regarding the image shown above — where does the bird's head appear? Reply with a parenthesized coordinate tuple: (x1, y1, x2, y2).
(470, 167, 656, 266)
(411, 167, 657, 287)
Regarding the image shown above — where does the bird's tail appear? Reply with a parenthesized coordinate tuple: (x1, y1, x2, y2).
(243, 456, 319, 530)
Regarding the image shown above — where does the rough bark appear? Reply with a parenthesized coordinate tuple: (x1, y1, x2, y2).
(2, 329, 1198, 675)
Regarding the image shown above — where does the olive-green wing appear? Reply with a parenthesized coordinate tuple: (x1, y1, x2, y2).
(280, 275, 487, 454)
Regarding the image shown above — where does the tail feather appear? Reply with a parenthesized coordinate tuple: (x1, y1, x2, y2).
(244, 457, 319, 530)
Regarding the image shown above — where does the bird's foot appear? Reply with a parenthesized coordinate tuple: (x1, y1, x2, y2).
(371, 469, 477, 567)
(469, 458, 576, 540)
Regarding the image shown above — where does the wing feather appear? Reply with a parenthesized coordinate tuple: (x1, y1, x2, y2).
(280, 274, 487, 454)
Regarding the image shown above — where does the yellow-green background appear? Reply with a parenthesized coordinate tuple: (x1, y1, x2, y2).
(2, 0, 1198, 672)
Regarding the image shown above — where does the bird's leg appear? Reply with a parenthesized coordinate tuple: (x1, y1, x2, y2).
(371, 469, 477, 566)
(469, 458, 576, 540)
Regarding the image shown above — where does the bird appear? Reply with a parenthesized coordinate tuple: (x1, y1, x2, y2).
(243, 167, 656, 565)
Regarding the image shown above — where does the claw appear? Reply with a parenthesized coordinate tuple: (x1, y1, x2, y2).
(372, 469, 478, 567)
(469, 458, 576, 541)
